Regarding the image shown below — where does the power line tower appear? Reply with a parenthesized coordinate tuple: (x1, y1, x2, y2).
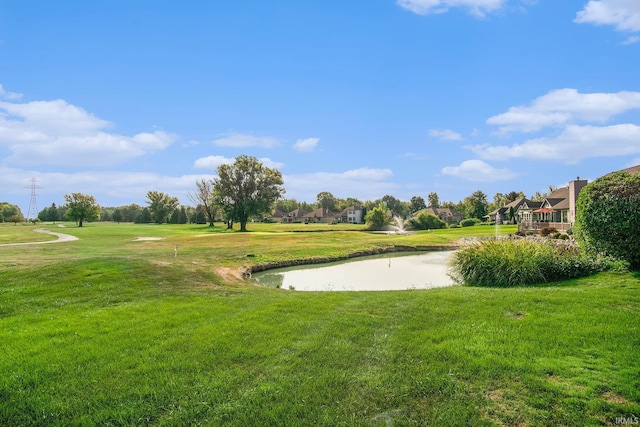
(24, 178, 43, 220)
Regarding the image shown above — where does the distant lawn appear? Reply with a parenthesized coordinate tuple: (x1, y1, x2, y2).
(1, 223, 638, 426)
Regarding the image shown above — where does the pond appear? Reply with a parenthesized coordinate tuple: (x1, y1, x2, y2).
(250, 251, 456, 291)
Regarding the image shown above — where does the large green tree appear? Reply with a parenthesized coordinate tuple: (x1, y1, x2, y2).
(409, 196, 427, 213)
(316, 191, 338, 211)
(145, 191, 179, 224)
(213, 155, 285, 232)
(0, 202, 23, 223)
(64, 193, 100, 227)
(574, 171, 640, 270)
(461, 190, 489, 220)
(427, 192, 440, 208)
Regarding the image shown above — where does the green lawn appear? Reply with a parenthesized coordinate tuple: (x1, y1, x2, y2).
(1, 222, 638, 426)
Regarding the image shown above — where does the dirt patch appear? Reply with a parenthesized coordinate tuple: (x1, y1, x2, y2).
(215, 267, 245, 284)
(506, 311, 527, 319)
(601, 391, 630, 405)
(133, 237, 165, 241)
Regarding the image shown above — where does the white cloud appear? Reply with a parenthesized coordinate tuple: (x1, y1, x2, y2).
(0, 166, 215, 207)
(292, 137, 319, 152)
(194, 155, 284, 170)
(622, 35, 640, 44)
(0, 84, 23, 100)
(575, 0, 640, 32)
(441, 159, 517, 182)
(259, 157, 285, 169)
(194, 155, 235, 169)
(284, 168, 396, 202)
(471, 124, 640, 163)
(396, 0, 505, 17)
(429, 129, 463, 141)
(487, 88, 640, 133)
(211, 132, 279, 148)
(0, 98, 176, 167)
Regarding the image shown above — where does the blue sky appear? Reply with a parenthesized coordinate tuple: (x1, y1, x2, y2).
(1, 0, 639, 213)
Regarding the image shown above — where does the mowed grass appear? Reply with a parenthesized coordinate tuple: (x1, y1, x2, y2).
(1, 223, 638, 426)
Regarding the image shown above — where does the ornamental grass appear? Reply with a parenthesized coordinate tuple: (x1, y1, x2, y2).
(449, 238, 619, 287)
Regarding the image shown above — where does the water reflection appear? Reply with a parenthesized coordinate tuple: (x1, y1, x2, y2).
(250, 251, 455, 291)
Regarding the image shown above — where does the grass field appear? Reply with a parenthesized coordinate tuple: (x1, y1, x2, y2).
(1, 222, 638, 426)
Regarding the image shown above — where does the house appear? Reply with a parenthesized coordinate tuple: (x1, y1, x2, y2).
(281, 208, 309, 223)
(302, 207, 337, 224)
(517, 177, 588, 232)
(412, 207, 463, 224)
(486, 198, 528, 224)
(267, 209, 287, 222)
(335, 206, 365, 224)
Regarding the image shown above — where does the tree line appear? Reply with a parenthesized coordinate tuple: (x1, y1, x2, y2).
(4, 155, 560, 229)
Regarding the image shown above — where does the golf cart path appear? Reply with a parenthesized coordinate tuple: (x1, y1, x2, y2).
(0, 228, 79, 247)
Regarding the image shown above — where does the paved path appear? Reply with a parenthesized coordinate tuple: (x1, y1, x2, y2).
(0, 228, 79, 247)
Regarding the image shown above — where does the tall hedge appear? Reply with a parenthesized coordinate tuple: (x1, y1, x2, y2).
(574, 171, 640, 270)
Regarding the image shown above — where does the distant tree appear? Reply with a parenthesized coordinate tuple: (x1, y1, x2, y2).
(575, 171, 640, 270)
(409, 196, 427, 213)
(191, 210, 207, 224)
(531, 185, 558, 202)
(427, 192, 440, 208)
(461, 190, 488, 220)
(64, 193, 101, 227)
(112, 208, 123, 223)
(316, 192, 337, 211)
(188, 178, 218, 227)
(178, 206, 188, 224)
(146, 191, 179, 224)
(7, 214, 23, 224)
(381, 194, 408, 217)
(134, 207, 152, 224)
(340, 197, 363, 210)
(213, 155, 285, 232)
(365, 205, 390, 230)
(38, 203, 60, 222)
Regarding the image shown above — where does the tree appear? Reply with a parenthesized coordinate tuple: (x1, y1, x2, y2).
(427, 192, 440, 208)
(574, 171, 640, 270)
(112, 208, 123, 223)
(409, 196, 427, 213)
(135, 208, 152, 224)
(461, 190, 488, 220)
(188, 178, 218, 227)
(316, 192, 337, 211)
(64, 193, 100, 227)
(146, 191, 179, 224)
(1, 202, 23, 223)
(38, 203, 60, 222)
(213, 155, 285, 232)
(365, 205, 390, 231)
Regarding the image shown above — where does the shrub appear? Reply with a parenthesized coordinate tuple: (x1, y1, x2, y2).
(365, 205, 390, 231)
(460, 218, 481, 227)
(448, 224, 461, 228)
(449, 239, 616, 287)
(408, 212, 446, 230)
(574, 171, 640, 270)
(539, 226, 557, 237)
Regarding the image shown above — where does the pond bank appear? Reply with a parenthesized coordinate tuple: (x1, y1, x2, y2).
(243, 244, 457, 277)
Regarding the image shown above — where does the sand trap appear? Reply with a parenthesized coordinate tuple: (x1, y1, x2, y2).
(133, 237, 165, 241)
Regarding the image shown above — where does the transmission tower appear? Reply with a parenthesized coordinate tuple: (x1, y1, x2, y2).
(24, 178, 43, 220)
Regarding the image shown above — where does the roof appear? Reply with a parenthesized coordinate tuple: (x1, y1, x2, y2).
(303, 208, 337, 218)
(287, 208, 308, 218)
(336, 206, 364, 216)
(613, 164, 640, 176)
(412, 207, 462, 218)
